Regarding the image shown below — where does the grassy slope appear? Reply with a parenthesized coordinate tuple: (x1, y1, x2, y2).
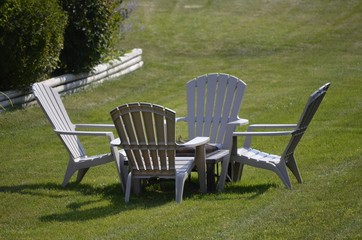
(0, 0, 361, 239)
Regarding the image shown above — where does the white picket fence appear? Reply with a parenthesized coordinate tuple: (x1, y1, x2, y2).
(0, 48, 143, 110)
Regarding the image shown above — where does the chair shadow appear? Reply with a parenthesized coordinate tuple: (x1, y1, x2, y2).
(221, 182, 278, 200)
(0, 180, 199, 222)
(0, 180, 276, 222)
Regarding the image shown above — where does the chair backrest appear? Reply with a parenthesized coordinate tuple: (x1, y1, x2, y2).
(185, 73, 247, 147)
(32, 83, 86, 159)
(282, 83, 331, 160)
(110, 103, 177, 176)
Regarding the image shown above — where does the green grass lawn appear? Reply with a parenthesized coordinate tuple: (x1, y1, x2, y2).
(1, 0, 361, 239)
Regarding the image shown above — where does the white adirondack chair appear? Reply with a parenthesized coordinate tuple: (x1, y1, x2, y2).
(177, 73, 249, 191)
(231, 83, 330, 188)
(32, 83, 128, 190)
(110, 102, 209, 203)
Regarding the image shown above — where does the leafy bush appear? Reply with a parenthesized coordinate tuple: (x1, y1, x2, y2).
(0, 0, 67, 91)
(58, 0, 125, 74)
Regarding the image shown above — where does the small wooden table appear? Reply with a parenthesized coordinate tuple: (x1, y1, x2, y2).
(206, 149, 230, 192)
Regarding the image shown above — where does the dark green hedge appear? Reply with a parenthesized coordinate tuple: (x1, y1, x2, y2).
(58, 0, 124, 74)
(0, 0, 67, 91)
(0, 0, 126, 91)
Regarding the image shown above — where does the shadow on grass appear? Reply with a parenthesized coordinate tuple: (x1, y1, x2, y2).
(0, 180, 275, 222)
(223, 183, 278, 199)
(189, 182, 277, 202)
(0, 180, 199, 222)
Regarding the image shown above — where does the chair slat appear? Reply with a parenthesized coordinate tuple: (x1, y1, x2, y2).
(128, 103, 154, 171)
(209, 74, 228, 142)
(230, 81, 247, 121)
(123, 108, 145, 170)
(166, 109, 176, 170)
(196, 75, 207, 136)
(143, 109, 159, 170)
(186, 80, 197, 139)
(217, 75, 238, 143)
(153, 105, 167, 170)
(203, 74, 218, 136)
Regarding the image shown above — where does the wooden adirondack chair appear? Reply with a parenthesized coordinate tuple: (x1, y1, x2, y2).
(110, 102, 209, 203)
(231, 83, 330, 188)
(177, 73, 249, 191)
(32, 83, 127, 190)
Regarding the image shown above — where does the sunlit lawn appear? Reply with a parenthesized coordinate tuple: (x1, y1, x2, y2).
(1, 0, 361, 239)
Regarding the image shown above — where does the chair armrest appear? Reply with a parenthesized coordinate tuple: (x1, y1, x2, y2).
(227, 118, 249, 127)
(176, 117, 187, 123)
(112, 137, 210, 148)
(74, 123, 115, 129)
(233, 131, 293, 137)
(179, 136, 209, 147)
(233, 127, 294, 149)
(246, 124, 297, 130)
(54, 129, 115, 141)
(241, 124, 297, 135)
(110, 138, 121, 146)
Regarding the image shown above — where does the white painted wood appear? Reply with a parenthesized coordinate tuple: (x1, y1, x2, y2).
(110, 102, 209, 203)
(186, 80, 196, 138)
(196, 75, 207, 137)
(231, 83, 331, 188)
(203, 74, 217, 137)
(178, 73, 249, 191)
(32, 82, 128, 191)
(210, 75, 228, 142)
(218, 75, 238, 144)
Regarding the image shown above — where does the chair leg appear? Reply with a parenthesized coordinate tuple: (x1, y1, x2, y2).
(231, 161, 244, 182)
(176, 173, 188, 204)
(217, 156, 230, 191)
(195, 146, 207, 193)
(125, 172, 133, 203)
(275, 164, 292, 189)
(113, 149, 128, 192)
(76, 168, 89, 183)
(239, 164, 245, 180)
(62, 161, 77, 188)
(132, 178, 142, 195)
(286, 155, 303, 183)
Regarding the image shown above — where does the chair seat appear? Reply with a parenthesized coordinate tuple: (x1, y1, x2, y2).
(237, 148, 281, 165)
(77, 153, 113, 163)
(133, 158, 195, 177)
(174, 158, 196, 172)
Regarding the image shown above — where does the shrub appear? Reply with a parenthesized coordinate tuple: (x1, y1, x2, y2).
(58, 0, 125, 74)
(0, 0, 67, 91)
